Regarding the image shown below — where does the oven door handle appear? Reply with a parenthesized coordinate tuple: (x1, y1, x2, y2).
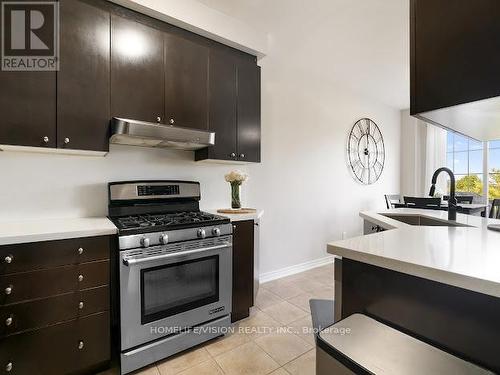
(122, 243, 231, 266)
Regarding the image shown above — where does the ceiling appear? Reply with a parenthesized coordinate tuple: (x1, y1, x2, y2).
(197, 0, 410, 110)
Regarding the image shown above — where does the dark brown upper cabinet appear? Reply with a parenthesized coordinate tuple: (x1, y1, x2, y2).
(196, 50, 237, 161)
(0, 0, 262, 158)
(57, 0, 110, 152)
(410, 0, 500, 140)
(111, 14, 164, 123)
(237, 61, 261, 163)
(196, 51, 261, 163)
(0, 71, 56, 148)
(165, 34, 209, 130)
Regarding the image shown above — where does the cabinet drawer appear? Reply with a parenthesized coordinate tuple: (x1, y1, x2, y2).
(0, 286, 109, 337)
(0, 312, 110, 375)
(0, 261, 109, 305)
(0, 236, 111, 275)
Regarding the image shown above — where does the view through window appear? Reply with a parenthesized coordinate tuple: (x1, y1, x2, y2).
(490, 140, 500, 199)
(446, 132, 500, 200)
(446, 132, 483, 198)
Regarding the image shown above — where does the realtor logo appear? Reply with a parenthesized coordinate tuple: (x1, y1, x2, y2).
(1, 1, 59, 71)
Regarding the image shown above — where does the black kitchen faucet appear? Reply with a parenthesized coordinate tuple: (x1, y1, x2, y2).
(429, 167, 457, 221)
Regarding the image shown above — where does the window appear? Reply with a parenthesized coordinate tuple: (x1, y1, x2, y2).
(489, 140, 500, 200)
(446, 132, 484, 197)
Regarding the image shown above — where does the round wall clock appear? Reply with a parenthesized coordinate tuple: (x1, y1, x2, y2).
(347, 118, 385, 185)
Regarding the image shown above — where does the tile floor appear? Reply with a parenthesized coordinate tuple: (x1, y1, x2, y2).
(99, 262, 334, 375)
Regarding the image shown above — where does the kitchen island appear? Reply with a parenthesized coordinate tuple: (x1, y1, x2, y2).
(327, 208, 500, 373)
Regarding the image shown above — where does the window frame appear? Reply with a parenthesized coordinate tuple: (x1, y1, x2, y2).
(446, 131, 485, 199)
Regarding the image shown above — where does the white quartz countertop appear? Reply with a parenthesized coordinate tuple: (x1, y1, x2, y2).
(207, 209, 264, 222)
(327, 208, 500, 298)
(0, 217, 118, 245)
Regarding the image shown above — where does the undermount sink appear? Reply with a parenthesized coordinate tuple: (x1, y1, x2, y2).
(381, 214, 470, 227)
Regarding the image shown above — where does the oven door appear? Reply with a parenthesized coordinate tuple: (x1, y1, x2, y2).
(119, 237, 232, 350)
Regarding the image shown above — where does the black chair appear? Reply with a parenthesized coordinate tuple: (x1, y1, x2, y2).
(490, 199, 500, 219)
(404, 196, 442, 209)
(384, 194, 401, 209)
(443, 195, 473, 204)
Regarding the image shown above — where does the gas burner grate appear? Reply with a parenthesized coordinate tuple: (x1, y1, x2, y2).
(113, 211, 229, 232)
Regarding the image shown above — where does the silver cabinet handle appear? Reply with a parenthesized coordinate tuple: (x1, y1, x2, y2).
(5, 316, 12, 326)
(157, 116, 162, 123)
(230, 153, 236, 158)
(123, 243, 230, 266)
(239, 153, 245, 158)
(5, 362, 12, 372)
(78, 247, 84, 255)
(64, 137, 70, 144)
(4, 285, 12, 295)
(169, 118, 175, 125)
(78, 274, 84, 282)
(78, 340, 84, 350)
(4, 255, 13, 264)
(43, 136, 49, 144)
(78, 301, 84, 310)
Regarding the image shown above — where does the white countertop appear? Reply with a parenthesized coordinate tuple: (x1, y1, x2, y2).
(0, 217, 118, 245)
(207, 209, 264, 222)
(327, 208, 500, 298)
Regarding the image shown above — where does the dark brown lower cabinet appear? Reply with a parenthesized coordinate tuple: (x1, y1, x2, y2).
(0, 235, 112, 375)
(231, 220, 255, 322)
(0, 286, 109, 337)
(0, 312, 110, 375)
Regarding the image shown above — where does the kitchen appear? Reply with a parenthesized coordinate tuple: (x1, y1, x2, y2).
(0, 0, 499, 375)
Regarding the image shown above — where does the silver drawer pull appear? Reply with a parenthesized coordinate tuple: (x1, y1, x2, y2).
(5, 362, 12, 372)
(78, 340, 84, 350)
(78, 247, 84, 255)
(5, 316, 12, 326)
(4, 286, 12, 295)
(4, 255, 13, 264)
(78, 301, 84, 310)
(78, 275, 84, 282)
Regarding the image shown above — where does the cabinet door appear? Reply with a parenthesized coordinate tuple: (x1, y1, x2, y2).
(57, 0, 110, 152)
(411, 0, 500, 114)
(165, 34, 209, 129)
(237, 61, 261, 163)
(0, 312, 110, 375)
(111, 15, 164, 122)
(0, 71, 56, 148)
(231, 220, 254, 322)
(196, 50, 237, 161)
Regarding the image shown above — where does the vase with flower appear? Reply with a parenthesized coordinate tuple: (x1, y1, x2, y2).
(224, 170, 248, 209)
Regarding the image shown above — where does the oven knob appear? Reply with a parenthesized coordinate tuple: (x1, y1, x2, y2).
(160, 234, 169, 244)
(140, 237, 150, 248)
(212, 228, 221, 237)
(197, 229, 206, 239)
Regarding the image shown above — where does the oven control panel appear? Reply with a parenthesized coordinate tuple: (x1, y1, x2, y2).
(137, 185, 180, 196)
(118, 223, 233, 250)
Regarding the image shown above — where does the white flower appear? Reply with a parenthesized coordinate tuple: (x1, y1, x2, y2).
(224, 170, 248, 184)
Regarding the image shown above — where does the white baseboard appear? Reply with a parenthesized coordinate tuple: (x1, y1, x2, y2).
(259, 255, 334, 284)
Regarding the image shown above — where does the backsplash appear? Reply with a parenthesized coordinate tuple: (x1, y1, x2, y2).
(0, 144, 252, 221)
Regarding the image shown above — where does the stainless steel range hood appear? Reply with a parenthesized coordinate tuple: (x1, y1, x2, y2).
(109, 117, 215, 151)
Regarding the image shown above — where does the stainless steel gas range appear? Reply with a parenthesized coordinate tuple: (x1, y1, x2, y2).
(108, 181, 232, 374)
